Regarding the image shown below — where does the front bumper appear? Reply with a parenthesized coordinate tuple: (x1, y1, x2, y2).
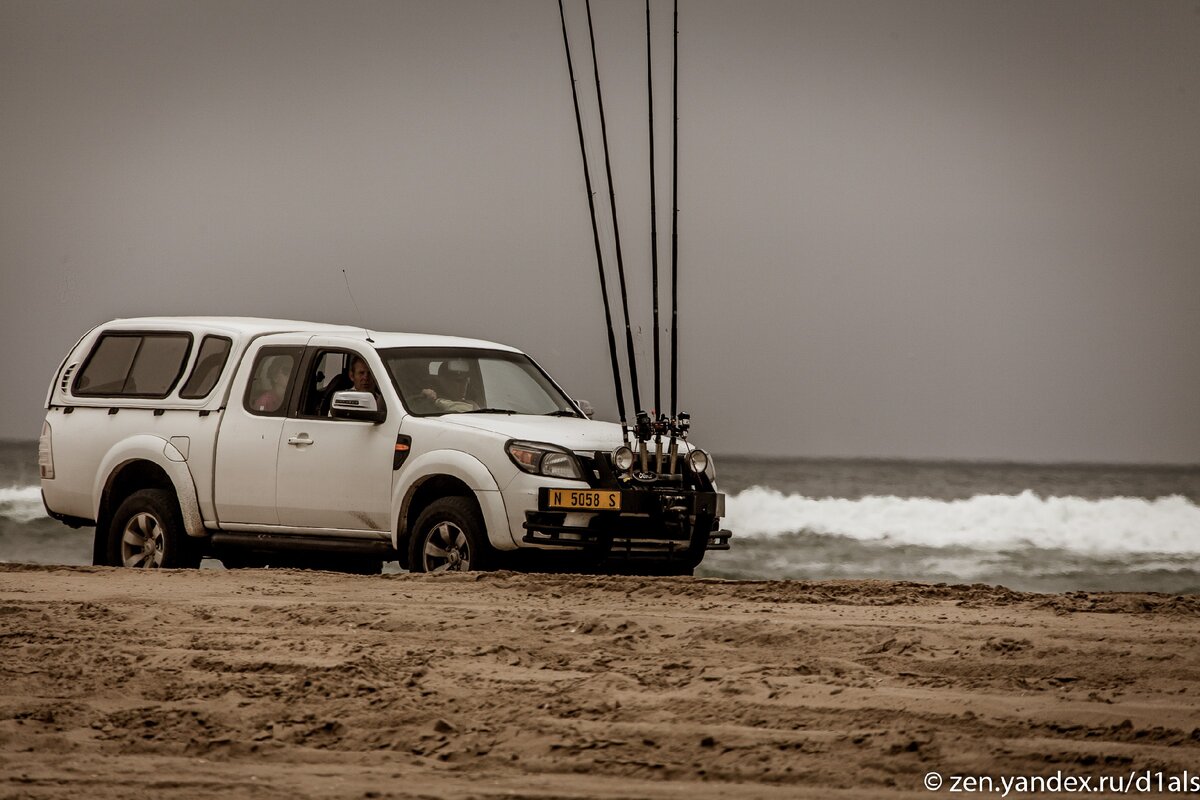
(522, 486, 732, 563)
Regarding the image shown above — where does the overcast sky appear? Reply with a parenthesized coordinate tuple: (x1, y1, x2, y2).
(2, 0, 1198, 463)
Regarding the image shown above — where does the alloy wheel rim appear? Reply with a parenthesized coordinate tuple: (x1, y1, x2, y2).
(423, 521, 470, 572)
(121, 512, 165, 568)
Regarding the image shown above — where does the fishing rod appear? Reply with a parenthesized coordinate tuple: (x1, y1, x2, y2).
(557, 0, 630, 445)
(583, 0, 647, 451)
(667, 0, 684, 473)
(646, 0, 666, 473)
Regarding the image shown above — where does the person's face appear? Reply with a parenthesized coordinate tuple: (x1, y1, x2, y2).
(350, 360, 373, 392)
(445, 370, 468, 397)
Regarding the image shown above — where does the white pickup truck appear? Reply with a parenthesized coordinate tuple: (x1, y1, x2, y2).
(39, 317, 730, 575)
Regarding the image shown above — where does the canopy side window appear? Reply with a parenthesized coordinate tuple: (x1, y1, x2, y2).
(73, 332, 193, 398)
(179, 336, 233, 399)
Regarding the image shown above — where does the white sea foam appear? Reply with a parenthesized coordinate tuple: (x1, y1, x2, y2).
(725, 488, 1200, 556)
(0, 485, 47, 524)
(7, 482, 1199, 560)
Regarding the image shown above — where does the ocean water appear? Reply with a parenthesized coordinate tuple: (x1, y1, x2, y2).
(708, 457, 1200, 592)
(3, 440, 1198, 592)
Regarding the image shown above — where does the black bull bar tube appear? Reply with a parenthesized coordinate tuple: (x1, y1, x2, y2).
(523, 487, 732, 560)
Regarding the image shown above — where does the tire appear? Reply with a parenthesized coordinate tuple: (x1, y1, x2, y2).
(409, 496, 493, 573)
(106, 488, 201, 569)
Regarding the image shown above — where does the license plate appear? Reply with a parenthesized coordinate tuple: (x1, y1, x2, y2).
(546, 489, 621, 511)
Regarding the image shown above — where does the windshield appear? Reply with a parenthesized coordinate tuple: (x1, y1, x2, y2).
(382, 347, 581, 417)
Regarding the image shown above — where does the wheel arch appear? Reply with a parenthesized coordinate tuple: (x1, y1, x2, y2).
(93, 437, 206, 542)
(391, 449, 513, 563)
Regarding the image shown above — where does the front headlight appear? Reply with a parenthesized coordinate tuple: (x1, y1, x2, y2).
(506, 440, 584, 480)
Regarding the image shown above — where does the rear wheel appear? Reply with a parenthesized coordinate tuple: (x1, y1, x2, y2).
(409, 497, 492, 573)
(106, 489, 200, 569)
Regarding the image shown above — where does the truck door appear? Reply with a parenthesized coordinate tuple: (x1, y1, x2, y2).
(274, 345, 398, 532)
(213, 337, 308, 525)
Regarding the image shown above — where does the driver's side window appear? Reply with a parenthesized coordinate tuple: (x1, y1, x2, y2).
(297, 350, 382, 419)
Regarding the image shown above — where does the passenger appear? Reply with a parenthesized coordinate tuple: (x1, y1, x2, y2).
(253, 358, 290, 413)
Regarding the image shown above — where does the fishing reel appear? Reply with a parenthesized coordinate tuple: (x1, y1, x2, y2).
(616, 409, 695, 479)
(634, 410, 654, 442)
(629, 410, 688, 443)
(654, 413, 670, 438)
(674, 411, 691, 440)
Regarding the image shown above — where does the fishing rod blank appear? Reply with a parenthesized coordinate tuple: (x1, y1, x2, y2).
(668, 0, 681, 472)
(557, 0, 629, 440)
(669, 0, 679, 424)
(646, 3, 662, 417)
(647, 0, 662, 421)
(647, 0, 666, 471)
(584, 0, 644, 429)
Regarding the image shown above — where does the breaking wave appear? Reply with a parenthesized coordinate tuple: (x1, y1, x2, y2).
(724, 488, 1200, 556)
(0, 485, 46, 525)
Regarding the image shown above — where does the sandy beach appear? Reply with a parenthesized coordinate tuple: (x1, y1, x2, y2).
(1, 564, 1197, 798)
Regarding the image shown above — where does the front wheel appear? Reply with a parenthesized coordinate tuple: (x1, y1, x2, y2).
(409, 497, 493, 573)
(107, 488, 201, 569)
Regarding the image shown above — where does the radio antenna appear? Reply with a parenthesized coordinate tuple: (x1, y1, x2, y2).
(341, 268, 374, 343)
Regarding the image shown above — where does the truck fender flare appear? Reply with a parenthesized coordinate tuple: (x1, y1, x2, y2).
(390, 450, 513, 551)
(93, 435, 206, 538)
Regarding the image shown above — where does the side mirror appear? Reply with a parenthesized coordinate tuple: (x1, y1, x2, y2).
(576, 399, 595, 419)
(331, 391, 385, 424)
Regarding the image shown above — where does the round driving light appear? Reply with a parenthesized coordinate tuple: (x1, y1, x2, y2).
(612, 446, 635, 472)
(687, 448, 709, 475)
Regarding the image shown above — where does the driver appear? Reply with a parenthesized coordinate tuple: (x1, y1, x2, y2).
(325, 355, 382, 416)
(348, 356, 376, 394)
(421, 363, 477, 412)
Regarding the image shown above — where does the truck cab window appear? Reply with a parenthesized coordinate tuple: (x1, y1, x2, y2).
(245, 349, 300, 416)
(302, 351, 349, 416)
(298, 350, 383, 418)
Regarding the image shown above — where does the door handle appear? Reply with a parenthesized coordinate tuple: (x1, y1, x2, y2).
(287, 435, 314, 447)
